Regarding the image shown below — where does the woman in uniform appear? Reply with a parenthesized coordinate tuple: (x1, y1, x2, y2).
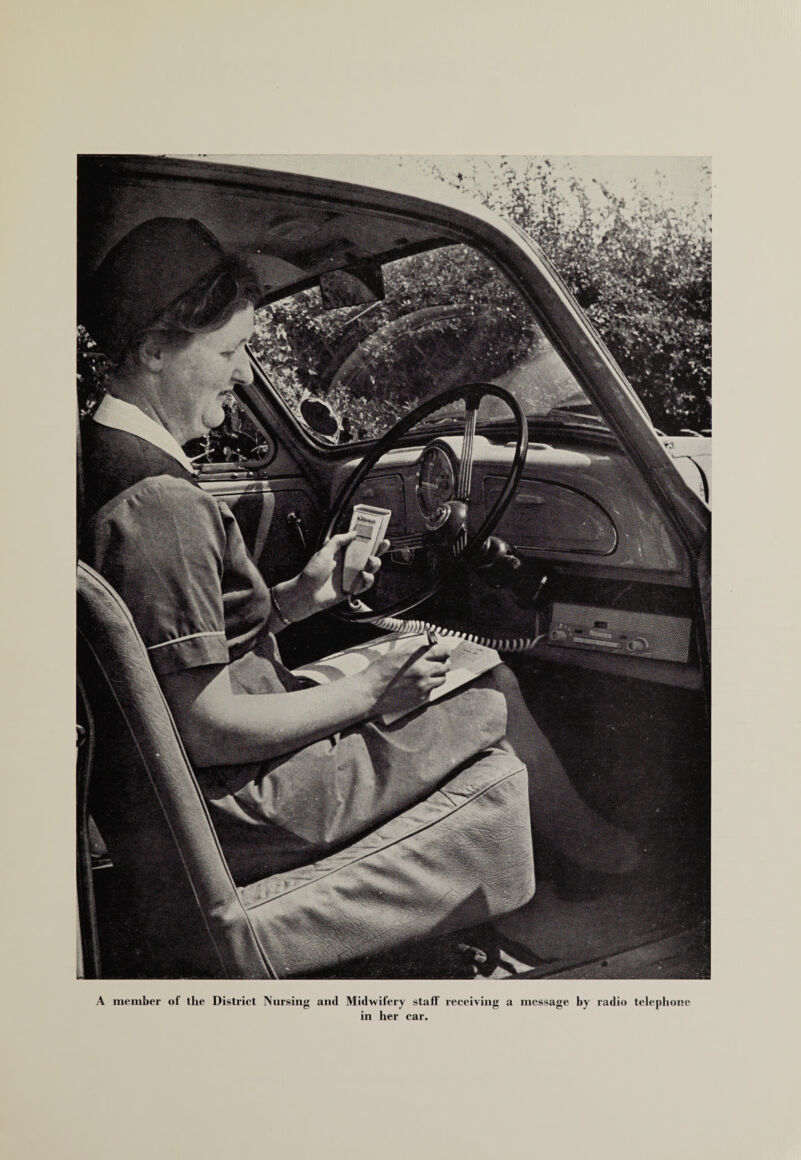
(80, 216, 639, 887)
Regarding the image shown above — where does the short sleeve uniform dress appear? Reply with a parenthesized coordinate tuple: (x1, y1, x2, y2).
(81, 415, 508, 885)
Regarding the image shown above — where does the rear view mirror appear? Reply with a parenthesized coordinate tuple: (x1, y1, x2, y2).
(319, 262, 385, 310)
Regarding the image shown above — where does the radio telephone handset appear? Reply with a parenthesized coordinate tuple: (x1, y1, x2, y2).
(342, 504, 392, 594)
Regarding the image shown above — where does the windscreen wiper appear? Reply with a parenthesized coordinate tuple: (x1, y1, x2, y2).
(538, 407, 609, 430)
(416, 412, 465, 430)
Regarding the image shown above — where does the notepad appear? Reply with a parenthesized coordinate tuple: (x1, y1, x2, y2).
(292, 632, 502, 724)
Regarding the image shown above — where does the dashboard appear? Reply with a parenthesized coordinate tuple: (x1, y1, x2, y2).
(333, 433, 705, 690)
(341, 435, 693, 580)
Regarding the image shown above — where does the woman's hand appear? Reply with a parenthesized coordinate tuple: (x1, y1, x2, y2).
(276, 532, 389, 625)
(358, 638, 454, 719)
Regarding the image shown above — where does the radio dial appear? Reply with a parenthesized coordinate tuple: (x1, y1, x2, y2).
(626, 637, 649, 653)
(550, 628, 568, 642)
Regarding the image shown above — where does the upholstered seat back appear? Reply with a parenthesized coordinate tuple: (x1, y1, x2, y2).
(78, 561, 276, 978)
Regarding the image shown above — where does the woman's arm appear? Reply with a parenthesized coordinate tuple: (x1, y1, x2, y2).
(267, 532, 387, 630)
(161, 638, 453, 767)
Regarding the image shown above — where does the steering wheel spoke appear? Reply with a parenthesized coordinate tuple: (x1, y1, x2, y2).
(452, 393, 480, 553)
(321, 383, 527, 621)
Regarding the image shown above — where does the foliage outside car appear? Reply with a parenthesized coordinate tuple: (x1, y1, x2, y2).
(428, 158, 711, 435)
(77, 158, 711, 457)
(249, 245, 545, 444)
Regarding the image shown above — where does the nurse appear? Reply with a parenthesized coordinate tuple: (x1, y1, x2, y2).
(80, 217, 639, 886)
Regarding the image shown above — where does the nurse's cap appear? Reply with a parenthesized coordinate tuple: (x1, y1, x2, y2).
(80, 217, 226, 360)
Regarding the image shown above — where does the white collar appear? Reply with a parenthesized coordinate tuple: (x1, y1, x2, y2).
(92, 394, 197, 475)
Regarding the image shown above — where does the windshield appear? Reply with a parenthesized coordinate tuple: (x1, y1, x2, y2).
(250, 243, 603, 444)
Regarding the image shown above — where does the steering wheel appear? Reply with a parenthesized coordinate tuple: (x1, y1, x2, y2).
(320, 382, 528, 621)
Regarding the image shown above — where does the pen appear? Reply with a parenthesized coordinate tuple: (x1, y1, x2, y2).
(426, 628, 439, 647)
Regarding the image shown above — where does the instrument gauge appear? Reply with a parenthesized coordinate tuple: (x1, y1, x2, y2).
(416, 445, 455, 530)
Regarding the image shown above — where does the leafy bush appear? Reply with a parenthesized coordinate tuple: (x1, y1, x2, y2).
(250, 245, 543, 442)
(423, 159, 711, 433)
(77, 326, 112, 418)
(78, 159, 711, 449)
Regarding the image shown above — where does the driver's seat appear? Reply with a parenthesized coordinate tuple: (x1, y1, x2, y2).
(77, 561, 535, 978)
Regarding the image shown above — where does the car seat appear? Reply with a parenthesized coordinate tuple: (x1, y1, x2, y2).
(76, 561, 535, 978)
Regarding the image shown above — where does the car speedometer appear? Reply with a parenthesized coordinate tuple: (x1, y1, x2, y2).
(415, 444, 455, 529)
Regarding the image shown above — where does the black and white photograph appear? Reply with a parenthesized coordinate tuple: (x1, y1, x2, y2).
(4, 3, 800, 1156)
(76, 153, 711, 981)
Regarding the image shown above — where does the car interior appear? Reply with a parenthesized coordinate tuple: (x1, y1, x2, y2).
(77, 155, 710, 981)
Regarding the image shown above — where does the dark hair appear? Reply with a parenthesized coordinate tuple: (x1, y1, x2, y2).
(123, 255, 261, 365)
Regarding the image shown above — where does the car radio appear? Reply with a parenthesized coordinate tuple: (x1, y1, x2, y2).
(547, 602, 692, 663)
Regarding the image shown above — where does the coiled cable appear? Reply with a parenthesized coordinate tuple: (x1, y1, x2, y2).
(346, 601, 547, 654)
(347, 570, 549, 654)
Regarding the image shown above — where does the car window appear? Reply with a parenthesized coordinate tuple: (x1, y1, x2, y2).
(250, 244, 599, 444)
(182, 404, 273, 467)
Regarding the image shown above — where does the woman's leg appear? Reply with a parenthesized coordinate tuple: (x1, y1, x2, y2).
(479, 665, 640, 875)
